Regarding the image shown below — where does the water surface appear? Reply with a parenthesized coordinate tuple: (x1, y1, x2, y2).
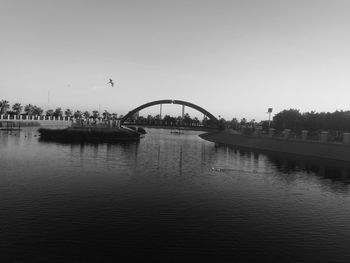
(1, 127, 350, 262)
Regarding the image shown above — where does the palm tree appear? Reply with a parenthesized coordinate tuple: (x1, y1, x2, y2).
(163, 115, 172, 125)
(92, 110, 99, 119)
(33, 106, 43, 116)
(183, 113, 192, 125)
(83, 111, 90, 119)
(193, 117, 199, 126)
(46, 109, 54, 117)
(112, 113, 118, 119)
(65, 109, 72, 119)
(73, 110, 82, 119)
(0, 100, 10, 115)
(54, 108, 63, 118)
(147, 115, 154, 125)
(102, 110, 111, 120)
(24, 104, 35, 116)
(12, 102, 23, 116)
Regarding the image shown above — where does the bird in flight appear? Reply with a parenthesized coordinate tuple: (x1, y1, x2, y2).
(107, 78, 114, 87)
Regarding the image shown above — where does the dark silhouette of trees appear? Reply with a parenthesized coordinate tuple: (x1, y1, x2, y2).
(83, 111, 90, 119)
(102, 110, 111, 119)
(12, 103, 23, 116)
(0, 100, 10, 115)
(23, 104, 43, 116)
(46, 109, 54, 117)
(54, 108, 63, 118)
(273, 109, 303, 132)
(272, 109, 350, 133)
(9, 97, 350, 135)
(33, 106, 43, 116)
(92, 110, 99, 119)
(24, 104, 35, 116)
(73, 110, 82, 119)
(65, 109, 72, 118)
(112, 113, 118, 119)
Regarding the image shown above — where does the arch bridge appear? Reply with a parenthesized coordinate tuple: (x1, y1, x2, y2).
(120, 99, 219, 128)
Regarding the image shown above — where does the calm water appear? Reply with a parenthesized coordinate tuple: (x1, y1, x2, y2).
(1, 127, 350, 262)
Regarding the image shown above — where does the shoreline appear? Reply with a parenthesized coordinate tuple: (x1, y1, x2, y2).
(200, 131, 350, 162)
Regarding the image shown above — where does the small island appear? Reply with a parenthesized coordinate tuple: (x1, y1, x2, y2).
(38, 118, 145, 142)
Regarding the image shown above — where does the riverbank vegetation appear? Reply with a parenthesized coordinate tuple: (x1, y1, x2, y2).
(272, 109, 350, 132)
(0, 99, 221, 128)
(1, 99, 350, 133)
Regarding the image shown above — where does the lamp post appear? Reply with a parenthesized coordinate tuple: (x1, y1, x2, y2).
(267, 108, 273, 129)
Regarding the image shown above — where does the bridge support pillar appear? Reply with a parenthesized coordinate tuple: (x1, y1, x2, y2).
(160, 104, 162, 120)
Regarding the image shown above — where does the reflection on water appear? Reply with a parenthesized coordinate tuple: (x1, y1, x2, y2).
(1, 128, 350, 262)
(213, 144, 350, 190)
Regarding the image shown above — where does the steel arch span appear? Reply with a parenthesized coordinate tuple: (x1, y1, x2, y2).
(120, 99, 219, 126)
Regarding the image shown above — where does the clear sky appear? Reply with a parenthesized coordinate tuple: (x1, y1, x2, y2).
(1, 0, 350, 121)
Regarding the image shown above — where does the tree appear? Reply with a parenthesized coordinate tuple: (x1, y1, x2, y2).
(193, 117, 200, 126)
(231, 118, 238, 129)
(73, 110, 82, 119)
(12, 103, 23, 116)
(83, 111, 90, 119)
(219, 117, 227, 129)
(260, 120, 270, 131)
(202, 116, 208, 126)
(183, 113, 192, 125)
(163, 115, 173, 125)
(102, 110, 111, 119)
(176, 116, 182, 125)
(46, 109, 54, 117)
(54, 108, 63, 118)
(240, 118, 247, 126)
(33, 106, 43, 116)
(154, 114, 161, 124)
(137, 116, 146, 124)
(92, 110, 99, 119)
(65, 109, 72, 118)
(273, 109, 302, 132)
(24, 104, 35, 116)
(0, 100, 10, 115)
(147, 115, 154, 125)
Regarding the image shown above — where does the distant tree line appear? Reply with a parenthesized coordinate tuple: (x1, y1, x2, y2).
(4, 99, 347, 132)
(128, 113, 203, 127)
(0, 99, 121, 120)
(0, 99, 223, 128)
(272, 109, 350, 133)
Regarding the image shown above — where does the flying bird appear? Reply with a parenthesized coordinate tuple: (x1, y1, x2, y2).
(107, 78, 114, 87)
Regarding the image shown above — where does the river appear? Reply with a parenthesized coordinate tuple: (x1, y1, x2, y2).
(1, 127, 350, 262)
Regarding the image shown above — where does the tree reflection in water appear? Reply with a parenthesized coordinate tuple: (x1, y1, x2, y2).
(214, 144, 350, 194)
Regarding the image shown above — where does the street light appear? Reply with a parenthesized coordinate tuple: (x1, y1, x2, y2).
(267, 108, 273, 129)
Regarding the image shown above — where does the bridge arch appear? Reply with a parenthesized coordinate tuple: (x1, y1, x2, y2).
(120, 99, 219, 127)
